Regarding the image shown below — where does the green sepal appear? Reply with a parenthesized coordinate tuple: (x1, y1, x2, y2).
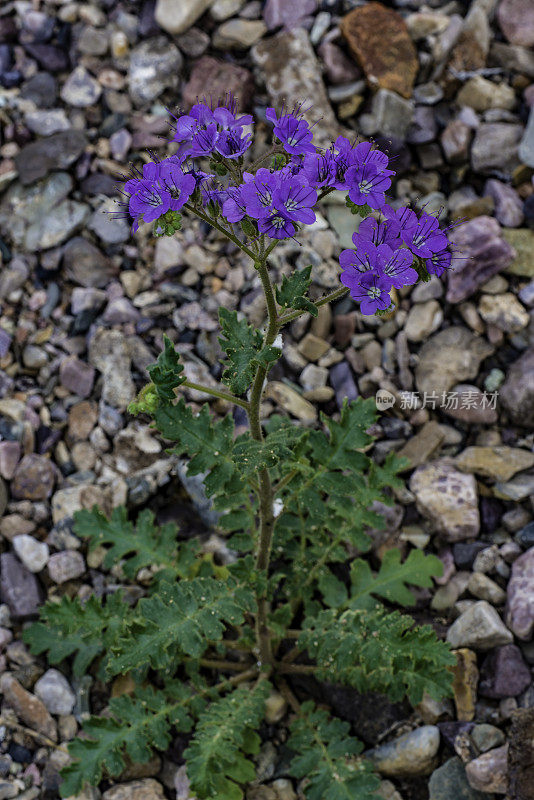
(241, 217, 257, 237)
(153, 209, 182, 237)
(128, 382, 159, 416)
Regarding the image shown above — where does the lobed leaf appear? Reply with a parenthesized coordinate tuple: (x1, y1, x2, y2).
(218, 307, 280, 395)
(349, 548, 444, 610)
(147, 334, 185, 401)
(275, 265, 318, 317)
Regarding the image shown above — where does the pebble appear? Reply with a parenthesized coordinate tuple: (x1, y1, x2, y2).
(447, 601, 513, 650)
(0, 553, 42, 618)
(429, 756, 486, 800)
(452, 648, 478, 722)
(102, 779, 165, 800)
(366, 725, 440, 777)
(11, 454, 56, 500)
(484, 179, 524, 227)
(60, 66, 102, 107)
(12, 534, 49, 573)
(34, 669, 76, 716)
(410, 461, 479, 542)
(480, 644, 532, 698)
(465, 744, 508, 794)
(213, 19, 266, 48)
(500, 348, 534, 428)
(264, 691, 287, 724)
(48, 551, 86, 584)
(506, 547, 534, 640)
(455, 446, 534, 483)
(128, 37, 182, 105)
(468, 572, 506, 605)
(471, 123, 523, 177)
(59, 356, 95, 399)
(457, 75, 515, 112)
(471, 723, 505, 753)
(497, 0, 534, 48)
(478, 292, 529, 333)
(264, 381, 316, 422)
(14, 131, 87, 186)
(403, 300, 442, 342)
(0, 673, 56, 741)
(155, 0, 213, 34)
(415, 326, 493, 395)
(89, 329, 135, 409)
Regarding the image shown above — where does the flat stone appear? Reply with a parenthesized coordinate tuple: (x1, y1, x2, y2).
(0, 674, 56, 741)
(452, 648, 478, 722)
(447, 216, 516, 304)
(500, 348, 534, 428)
(212, 19, 266, 48)
(455, 446, 534, 483)
(0, 172, 72, 247)
(442, 385, 498, 425)
(396, 421, 444, 470)
(468, 572, 507, 605)
(128, 37, 182, 105)
(155, 0, 213, 34)
(88, 329, 135, 409)
(329, 361, 358, 408)
(11, 454, 55, 500)
(404, 300, 442, 342)
(0, 552, 42, 618)
(447, 601, 513, 650)
(14, 130, 87, 186)
(59, 356, 95, 399)
(479, 644, 532, 698)
(34, 669, 75, 716)
(48, 551, 86, 584)
(429, 757, 487, 800)
(0, 441, 20, 480)
(506, 547, 534, 640)
(471, 123, 523, 177)
(340, 3, 417, 99)
(60, 66, 101, 107)
(470, 724, 505, 753)
(88, 199, 130, 244)
(102, 779, 165, 800)
(25, 108, 71, 136)
(264, 381, 316, 422)
(359, 89, 414, 140)
(497, 0, 534, 47)
(478, 292, 529, 333)
(12, 534, 49, 573)
(366, 725, 440, 777)
(63, 237, 116, 288)
(68, 400, 98, 441)
(503, 229, 534, 276)
(263, 0, 315, 30)
(484, 179, 524, 227)
(25, 199, 90, 251)
(465, 744, 508, 794)
(415, 326, 493, 395)
(509, 708, 534, 800)
(252, 29, 342, 150)
(183, 55, 255, 110)
(494, 473, 534, 502)
(457, 75, 515, 111)
(410, 460, 479, 542)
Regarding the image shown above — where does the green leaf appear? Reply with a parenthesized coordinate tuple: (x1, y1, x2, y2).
(345, 197, 373, 218)
(349, 548, 444, 610)
(185, 681, 271, 800)
(275, 265, 318, 317)
(300, 607, 455, 705)
(106, 577, 254, 675)
(218, 307, 280, 395)
(23, 592, 130, 678)
(288, 701, 380, 800)
(147, 334, 185, 402)
(59, 682, 196, 797)
(74, 506, 197, 585)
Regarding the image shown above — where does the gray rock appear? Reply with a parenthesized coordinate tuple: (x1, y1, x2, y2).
(88, 199, 130, 244)
(506, 547, 534, 641)
(48, 551, 86, 584)
(471, 724, 505, 753)
(155, 0, 213, 34)
(212, 19, 266, 49)
(34, 668, 76, 715)
(63, 237, 116, 288)
(484, 179, 524, 227)
(415, 326, 493, 395)
(252, 28, 343, 150)
(0, 172, 72, 247)
(480, 644, 532, 698)
(447, 601, 513, 650)
(25, 108, 71, 136)
(13, 534, 49, 573)
(429, 757, 486, 800)
(129, 37, 183, 105)
(14, 130, 87, 185)
(465, 744, 508, 794)
(359, 89, 414, 140)
(60, 65, 102, 107)
(0, 552, 43, 618)
(471, 123, 523, 177)
(89, 329, 136, 409)
(410, 460, 479, 542)
(366, 725, 440, 777)
(520, 109, 534, 168)
(11, 454, 56, 500)
(500, 348, 534, 428)
(25, 199, 90, 250)
(59, 356, 95, 399)
(102, 778, 165, 800)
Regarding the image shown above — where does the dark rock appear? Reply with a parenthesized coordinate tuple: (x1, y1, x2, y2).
(480, 496, 504, 534)
(0, 553, 43, 618)
(14, 130, 86, 185)
(7, 744, 32, 764)
(447, 216, 516, 303)
(429, 756, 486, 800)
(516, 522, 534, 550)
(11, 454, 56, 500)
(318, 41, 361, 85)
(453, 541, 490, 570)
(437, 722, 475, 750)
(63, 237, 116, 288)
(501, 349, 534, 428)
(407, 105, 437, 144)
(0, 70, 21, 88)
(329, 361, 358, 408)
(0, 18, 18, 42)
(23, 43, 69, 72)
(183, 55, 255, 110)
(138, 0, 160, 38)
(480, 644, 532, 698)
(508, 707, 534, 800)
(80, 172, 117, 196)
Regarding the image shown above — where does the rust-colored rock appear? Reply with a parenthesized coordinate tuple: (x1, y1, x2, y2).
(451, 648, 478, 721)
(182, 56, 255, 110)
(340, 3, 418, 99)
(0, 673, 57, 741)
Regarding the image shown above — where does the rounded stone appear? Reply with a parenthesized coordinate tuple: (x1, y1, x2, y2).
(11, 455, 56, 501)
(12, 534, 49, 573)
(34, 668, 75, 716)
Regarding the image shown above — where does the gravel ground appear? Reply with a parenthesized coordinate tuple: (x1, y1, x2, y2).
(0, 0, 534, 798)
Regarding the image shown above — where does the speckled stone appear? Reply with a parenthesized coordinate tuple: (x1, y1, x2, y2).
(10, 454, 55, 500)
(506, 547, 534, 640)
(410, 460, 480, 542)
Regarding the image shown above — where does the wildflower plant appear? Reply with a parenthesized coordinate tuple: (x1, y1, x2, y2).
(25, 97, 456, 799)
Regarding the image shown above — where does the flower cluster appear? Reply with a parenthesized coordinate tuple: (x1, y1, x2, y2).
(117, 96, 452, 315)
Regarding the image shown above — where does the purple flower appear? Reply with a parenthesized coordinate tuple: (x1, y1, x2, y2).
(258, 211, 296, 239)
(159, 162, 196, 211)
(272, 175, 317, 224)
(402, 210, 448, 258)
(215, 128, 252, 159)
(128, 179, 171, 231)
(213, 106, 253, 130)
(356, 216, 402, 247)
(265, 107, 316, 156)
(301, 151, 336, 188)
(221, 186, 247, 222)
(341, 271, 392, 315)
(426, 247, 452, 277)
(240, 168, 278, 219)
(345, 163, 391, 210)
(189, 123, 219, 157)
(339, 239, 384, 274)
(377, 246, 418, 289)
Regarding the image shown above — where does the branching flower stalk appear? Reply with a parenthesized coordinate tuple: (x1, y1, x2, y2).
(24, 96, 458, 800)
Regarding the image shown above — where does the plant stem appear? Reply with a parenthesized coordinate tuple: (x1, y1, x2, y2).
(272, 468, 299, 496)
(182, 380, 249, 410)
(198, 658, 253, 672)
(183, 203, 258, 261)
(278, 286, 349, 327)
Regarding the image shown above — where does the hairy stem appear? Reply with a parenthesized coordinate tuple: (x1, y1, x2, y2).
(278, 286, 349, 327)
(182, 379, 249, 410)
(183, 203, 258, 261)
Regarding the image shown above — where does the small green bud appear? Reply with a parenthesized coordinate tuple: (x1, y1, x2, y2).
(241, 217, 257, 237)
(128, 382, 159, 415)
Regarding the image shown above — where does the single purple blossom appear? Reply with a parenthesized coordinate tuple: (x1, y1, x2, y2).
(356, 216, 402, 248)
(265, 107, 316, 156)
(377, 246, 418, 289)
(426, 247, 452, 276)
(159, 163, 196, 210)
(345, 163, 391, 210)
(258, 211, 296, 239)
(339, 240, 384, 274)
(341, 271, 392, 315)
(402, 210, 448, 258)
(272, 175, 317, 224)
(189, 123, 219, 157)
(301, 151, 336, 188)
(128, 179, 171, 231)
(240, 168, 278, 219)
(215, 128, 252, 159)
(221, 186, 247, 222)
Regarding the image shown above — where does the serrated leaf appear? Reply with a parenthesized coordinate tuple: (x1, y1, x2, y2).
(185, 681, 271, 800)
(23, 592, 129, 679)
(218, 307, 280, 395)
(275, 265, 317, 316)
(147, 334, 185, 401)
(73, 506, 197, 585)
(349, 548, 444, 610)
(59, 682, 195, 797)
(288, 701, 380, 800)
(106, 577, 254, 675)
